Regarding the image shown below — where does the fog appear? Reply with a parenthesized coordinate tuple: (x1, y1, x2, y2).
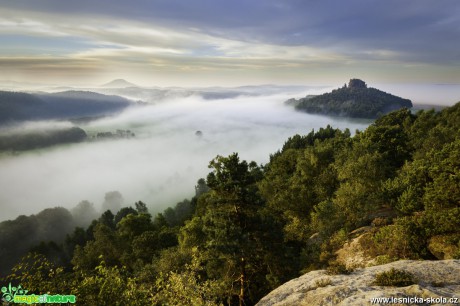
(0, 88, 372, 221)
(373, 83, 460, 106)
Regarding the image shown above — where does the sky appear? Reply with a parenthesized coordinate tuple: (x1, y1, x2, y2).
(0, 1, 459, 92)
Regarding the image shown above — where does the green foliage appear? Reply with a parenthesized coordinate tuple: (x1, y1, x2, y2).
(72, 223, 122, 271)
(98, 210, 116, 229)
(373, 268, 416, 287)
(161, 199, 193, 227)
(423, 139, 460, 211)
(280, 125, 346, 152)
(310, 200, 343, 238)
(326, 263, 353, 275)
(374, 255, 398, 265)
(153, 246, 194, 275)
(261, 128, 350, 243)
(3, 253, 70, 294)
(64, 227, 89, 259)
(114, 207, 138, 225)
(361, 109, 413, 171)
(179, 153, 294, 304)
(199, 154, 266, 304)
(384, 159, 429, 214)
(364, 216, 428, 260)
(371, 224, 415, 259)
(2, 101, 460, 305)
(134, 201, 149, 214)
(428, 234, 460, 260)
(73, 261, 154, 306)
(117, 213, 153, 239)
(0, 207, 75, 275)
(318, 230, 349, 265)
(195, 178, 210, 197)
(153, 251, 223, 306)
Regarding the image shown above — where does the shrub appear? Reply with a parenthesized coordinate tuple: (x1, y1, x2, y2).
(371, 217, 391, 227)
(314, 278, 332, 288)
(373, 268, 416, 287)
(370, 219, 426, 259)
(374, 255, 397, 266)
(326, 263, 353, 275)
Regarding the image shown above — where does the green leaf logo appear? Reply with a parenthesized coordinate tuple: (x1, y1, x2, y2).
(1, 283, 28, 302)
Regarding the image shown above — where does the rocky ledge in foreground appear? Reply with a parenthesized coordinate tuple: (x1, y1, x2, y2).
(256, 260, 460, 306)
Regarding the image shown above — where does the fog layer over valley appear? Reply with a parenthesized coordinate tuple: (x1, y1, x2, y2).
(0, 86, 371, 221)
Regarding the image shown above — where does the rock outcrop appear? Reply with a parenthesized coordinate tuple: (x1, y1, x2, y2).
(256, 260, 460, 306)
(289, 79, 413, 118)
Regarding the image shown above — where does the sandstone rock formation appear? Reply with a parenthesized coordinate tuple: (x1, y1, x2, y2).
(256, 260, 460, 306)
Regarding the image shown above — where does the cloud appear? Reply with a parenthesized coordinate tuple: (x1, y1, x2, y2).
(0, 1, 459, 85)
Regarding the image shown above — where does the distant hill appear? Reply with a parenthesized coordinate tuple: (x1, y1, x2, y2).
(101, 79, 138, 88)
(290, 79, 413, 118)
(0, 127, 87, 151)
(0, 90, 133, 124)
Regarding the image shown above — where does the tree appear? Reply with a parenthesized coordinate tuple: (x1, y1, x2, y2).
(71, 200, 98, 228)
(64, 227, 89, 260)
(98, 210, 115, 229)
(195, 178, 210, 197)
(114, 207, 137, 225)
(117, 213, 153, 240)
(72, 223, 122, 271)
(189, 153, 269, 305)
(153, 250, 222, 306)
(135, 201, 148, 214)
(4, 253, 70, 295)
(101, 191, 124, 213)
(35, 207, 75, 243)
(73, 261, 154, 306)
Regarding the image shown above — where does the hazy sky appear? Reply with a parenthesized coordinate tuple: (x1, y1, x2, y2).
(1, 0, 459, 88)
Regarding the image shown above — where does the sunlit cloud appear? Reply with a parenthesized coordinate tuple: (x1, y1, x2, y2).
(0, 1, 458, 86)
(0, 18, 68, 37)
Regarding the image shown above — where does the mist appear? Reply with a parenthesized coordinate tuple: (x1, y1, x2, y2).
(0, 88, 371, 221)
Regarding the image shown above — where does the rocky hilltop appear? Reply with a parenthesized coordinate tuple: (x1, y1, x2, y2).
(290, 79, 412, 118)
(256, 260, 460, 306)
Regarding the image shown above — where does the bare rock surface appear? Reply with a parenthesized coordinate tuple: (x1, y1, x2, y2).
(335, 227, 377, 269)
(256, 260, 460, 306)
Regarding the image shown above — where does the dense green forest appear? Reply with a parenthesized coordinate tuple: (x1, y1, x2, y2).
(1, 102, 459, 305)
(291, 79, 413, 118)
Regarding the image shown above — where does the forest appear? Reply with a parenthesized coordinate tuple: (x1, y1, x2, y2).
(0, 90, 132, 125)
(0, 127, 87, 151)
(1, 102, 459, 305)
